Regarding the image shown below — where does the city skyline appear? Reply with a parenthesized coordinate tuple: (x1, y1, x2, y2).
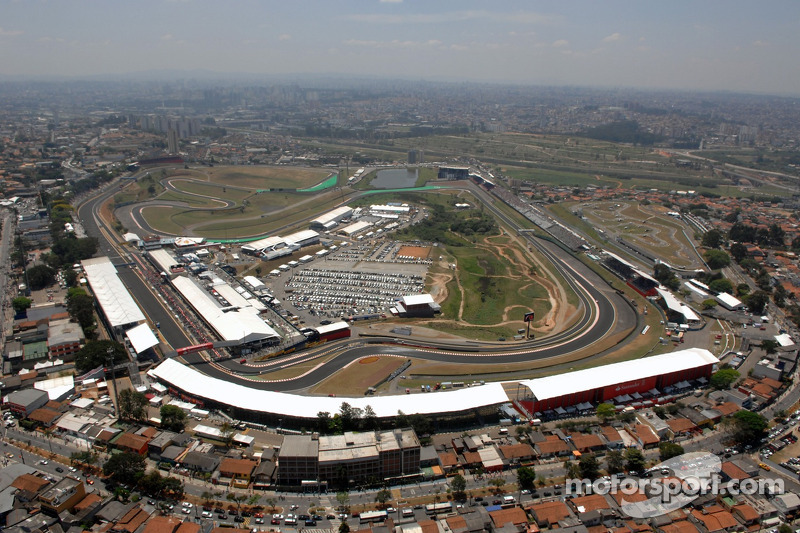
(1, 1, 799, 96)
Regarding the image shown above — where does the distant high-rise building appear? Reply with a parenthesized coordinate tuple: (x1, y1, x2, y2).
(167, 128, 179, 154)
(408, 149, 424, 165)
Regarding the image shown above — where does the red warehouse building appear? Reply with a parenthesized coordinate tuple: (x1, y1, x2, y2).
(314, 321, 351, 342)
(516, 348, 718, 414)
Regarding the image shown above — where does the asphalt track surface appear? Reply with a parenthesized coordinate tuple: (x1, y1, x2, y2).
(77, 175, 638, 393)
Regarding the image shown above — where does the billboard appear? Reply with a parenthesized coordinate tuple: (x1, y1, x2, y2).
(523, 312, 535, 322)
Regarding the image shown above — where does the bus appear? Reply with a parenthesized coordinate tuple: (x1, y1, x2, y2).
(425, 502, 453, 515)
(359, 510, 388, 524)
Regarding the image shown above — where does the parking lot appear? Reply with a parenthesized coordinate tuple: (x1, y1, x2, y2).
(276, 241, 431, 320)
(285, 266, 425, 318)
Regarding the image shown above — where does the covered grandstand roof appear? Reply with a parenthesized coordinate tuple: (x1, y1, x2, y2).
(149, 358, 509, 419)
(603, 251, 658, 283)
(81, 257, 145, 328)
(126, 323, 159, 354)
(171, 277, 278, 345)
(519, 348, 718, 403)
(655, 288, 700, 322)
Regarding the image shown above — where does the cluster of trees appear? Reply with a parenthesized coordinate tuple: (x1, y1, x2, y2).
(66, 287, 96, 334)
(397, 203, 497, 246)
(103, 452, 183, 499)
(654, 263, 680, 291)
(728, 222, 788, 248)
(710, 367, 740, 390)
(316, 404, 433, 437)
(582, 120, 663, 146)
(74, 340, 127, 373)
(724, 410, 768, 447)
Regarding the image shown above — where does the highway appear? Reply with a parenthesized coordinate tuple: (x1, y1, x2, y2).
(76, 174, 638, 392)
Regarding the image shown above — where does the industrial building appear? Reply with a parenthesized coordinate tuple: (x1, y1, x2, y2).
(392, 294, 440, 318)
(310, 206, 354, 231)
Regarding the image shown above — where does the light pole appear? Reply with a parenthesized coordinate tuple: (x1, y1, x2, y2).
(107, 347, 120, 411)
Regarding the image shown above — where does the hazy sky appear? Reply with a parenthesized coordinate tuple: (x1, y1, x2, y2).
(2, 1, 799, 95)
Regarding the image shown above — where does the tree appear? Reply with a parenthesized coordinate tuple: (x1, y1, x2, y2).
(66, 288, 95, 331)
(220, 422, 235, 447)
(736, 283, 751, 297)
(12, 296, 32, 314)
(745, 291, 770, 314)
(617, 411, 635, 423)
(118, 389, 148, 421)
(161, 476, 184, 500)
(375, 487, 392, 507)
(516, 466, 536, 492)
(659, 442, 685, 461)
(103, 452, 146, 484)
(339, 520, 351, 533)
(704, 249, 731, 270)
(605, 450, 624, 474)
(336, 491, 350, 511)
(708, 278, 733, 294)
(74, 340, 126, 373)
(362, 405, 378, 430)
(160, 405, 187, 432)
(450, 474, 467, 499)
(488, 478, 505, 494)
(317, 411, 336, 434)
(701, 229, 723, 249)
(625, 448, 646, 473)
(62, 267, 79, 288)
(27, 264, 56, 290)
(702, 299, 718, 309)
(339, 402, 362, 431)
(726, 410, 768, 447)
(578, 453, 600, 480)
(408, 413, 433, 436)
(762, 339, 779, 355)
(564, 461, 581, 479)
(710, 368, 740, 390)
(227, 492, 248, 513)
(773, 284, 788, 308)
(729, 242, 748, 262)
(596, 403, 615, 421)
(654, 264, 680, 291)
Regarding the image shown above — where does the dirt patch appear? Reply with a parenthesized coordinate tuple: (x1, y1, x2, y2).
(359, 356, 380, 364)
(397, 245, 431, 259)
(311, 356, 407, 396)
